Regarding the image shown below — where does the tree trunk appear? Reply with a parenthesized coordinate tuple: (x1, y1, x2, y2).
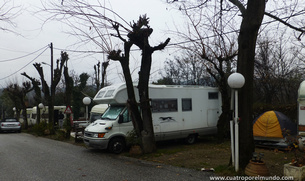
(64, 66, 73, 138)
(48, 94, 55, 131)
(22, 106, 28, 130)
(217, 90, 232, 141)
(37, 104, 41, 125)
(237, 0, 266, 169)
(101, 61, 109, 88)
(138, 48, 156, 153)
(119, 57, 143, 136)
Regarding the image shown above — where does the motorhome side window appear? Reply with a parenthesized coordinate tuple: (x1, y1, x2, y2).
(105, 90, 115, 97)
(122, 109, 131, 123)
(182, 98, 192, 111)
(208, 92, 219, 100)
(151, 99, 178, 113)
(96, 91, 106, 98)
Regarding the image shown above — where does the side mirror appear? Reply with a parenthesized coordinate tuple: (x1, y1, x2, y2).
(118, 115, 123, 124)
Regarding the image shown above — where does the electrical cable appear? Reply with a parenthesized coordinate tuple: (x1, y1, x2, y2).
(0, 45, 49, 62)
(0, 46, 49, 81)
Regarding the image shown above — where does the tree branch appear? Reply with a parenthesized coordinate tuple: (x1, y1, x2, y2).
(228, 0, 246, 15)
(152, 38, 171, 52)
(264, 11, 305, 38)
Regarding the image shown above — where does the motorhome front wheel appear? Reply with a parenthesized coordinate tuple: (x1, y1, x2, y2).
(108, 138, 125, 154)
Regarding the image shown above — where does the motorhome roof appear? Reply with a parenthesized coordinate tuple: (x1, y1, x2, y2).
(93, 83, 218, 104)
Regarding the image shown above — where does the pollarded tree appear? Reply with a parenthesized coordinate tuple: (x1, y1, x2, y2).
(128, 16, 170, 152)
(101, 61, 109, 88)
(21, 73, 42, 124)
(93, 62, 101, 93)
(43, 1, 170, 153)
(63, 64, 73, 138)
(93, 61, 110, 93)
(72, 73, 89, 120)
(23, 51, 68, 131)
(4, 82, 33, 129)
(108, 16, 170, 153)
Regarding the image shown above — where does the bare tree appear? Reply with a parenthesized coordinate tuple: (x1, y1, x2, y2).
(63, 63, 73, 138)
(42, 1, 170, 153)
(128, 16, 170, 152)
(101, 61, 109, 88)
(21, 73, 42, 124)
(23, 51, 68, 131)
(169, 0, 305, 168)
(165, 2, 238, 142)
(93, 60, 110, 93)
(162, 52, 212, 85)
(4, 82, 33, 129)
(93, 62, 101, 93)
(254, 34, 305, 105)
(108, 16, 170, 153)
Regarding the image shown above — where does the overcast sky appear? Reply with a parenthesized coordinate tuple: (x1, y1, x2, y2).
(0, 0, 182, 88)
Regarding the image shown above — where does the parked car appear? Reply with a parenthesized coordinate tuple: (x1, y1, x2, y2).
(0, 118, 21, 133)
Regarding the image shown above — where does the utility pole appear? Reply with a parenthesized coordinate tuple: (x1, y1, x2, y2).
(51, 43, 53, 89)
(50, 42, 54, 130)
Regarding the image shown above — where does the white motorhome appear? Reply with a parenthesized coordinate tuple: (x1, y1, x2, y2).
(18, 108, 33, 125)
(298, 81, 305, 136)
(84, 83, 221, 153)
(29, 106, 67, 126)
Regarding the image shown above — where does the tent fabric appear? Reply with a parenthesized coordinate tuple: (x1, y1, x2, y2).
(253, 111, 297, 138)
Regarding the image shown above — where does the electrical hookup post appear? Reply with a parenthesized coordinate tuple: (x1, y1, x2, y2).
(227, 72, 245, 172)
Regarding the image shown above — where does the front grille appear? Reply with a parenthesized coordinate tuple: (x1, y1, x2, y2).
(84, 131, 94, 137)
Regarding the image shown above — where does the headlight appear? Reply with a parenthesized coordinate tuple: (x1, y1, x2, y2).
(93, 133, 105, 138)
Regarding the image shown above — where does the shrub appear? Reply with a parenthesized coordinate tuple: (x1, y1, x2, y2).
(30, 122, 50, 136)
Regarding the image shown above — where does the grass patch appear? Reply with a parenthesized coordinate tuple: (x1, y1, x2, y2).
(214, 165, 238, 176)
(126, 136, 295, 176)
(155, 147, 184, 155)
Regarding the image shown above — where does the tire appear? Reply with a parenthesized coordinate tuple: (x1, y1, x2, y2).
(185, 134, 197, 145)
(108, 138, 125, 154)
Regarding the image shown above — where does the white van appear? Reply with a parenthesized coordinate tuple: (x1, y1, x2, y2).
(84, 83, 221, 153)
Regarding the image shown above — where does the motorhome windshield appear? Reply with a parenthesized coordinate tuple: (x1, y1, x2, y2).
(101, 106, 125, 120)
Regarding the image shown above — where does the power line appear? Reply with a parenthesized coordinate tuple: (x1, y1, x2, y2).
(52, 30, 238, 55)
(53, 47, 107, 54)
(0, 46, 49, 81)
(0, 45, 49, 62)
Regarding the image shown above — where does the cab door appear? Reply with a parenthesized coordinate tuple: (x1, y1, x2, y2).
(119, 108, 133, 134)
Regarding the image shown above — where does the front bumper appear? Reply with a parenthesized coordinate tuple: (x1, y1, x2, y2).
(83, 136, 109, 149)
